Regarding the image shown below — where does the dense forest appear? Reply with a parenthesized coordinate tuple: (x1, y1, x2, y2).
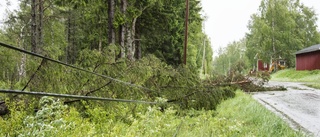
(0, 0, 213, 69)
(0, 0, 218, 103)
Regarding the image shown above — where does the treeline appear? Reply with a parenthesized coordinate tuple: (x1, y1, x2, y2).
(0, 0, 213, 81)
(213, 39, 250, 75)
(214, 0, 320, 74)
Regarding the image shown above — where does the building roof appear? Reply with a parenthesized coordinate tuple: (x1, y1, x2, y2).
(295, 44, 320, 55)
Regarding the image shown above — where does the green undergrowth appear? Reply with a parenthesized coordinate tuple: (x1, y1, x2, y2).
(271, 69, 320, 89)
(0, 53, 236, 135)
(0, 52, 235, 111)
(0, 91, 303, 136)
(213, 91, 304, 137)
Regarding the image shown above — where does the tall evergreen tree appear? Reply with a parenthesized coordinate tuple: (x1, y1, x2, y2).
(1, 0, 213, 71)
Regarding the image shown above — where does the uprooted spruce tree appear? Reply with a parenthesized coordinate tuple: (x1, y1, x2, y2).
(0, 1, 276, 134)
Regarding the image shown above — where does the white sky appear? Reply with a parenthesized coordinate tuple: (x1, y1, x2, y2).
(201, 0, 320, 55)
(0, 0, 320, 55)
(0, 0, 19, 28)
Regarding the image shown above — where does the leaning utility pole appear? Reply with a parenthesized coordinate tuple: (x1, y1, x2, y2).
(183, 0, 189, 65)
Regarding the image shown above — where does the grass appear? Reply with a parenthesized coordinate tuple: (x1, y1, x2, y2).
(177, 91, 303, 136)
(205, 91, 303, 137)
(0, 91, 303, 136)
(271, 69, 320, 89)
(305, 84, 320, 89)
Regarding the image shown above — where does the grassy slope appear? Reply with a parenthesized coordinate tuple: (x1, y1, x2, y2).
(271, 69, 320, 89)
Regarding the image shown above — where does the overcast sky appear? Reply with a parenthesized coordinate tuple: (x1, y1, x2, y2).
(1, 0, 320, 55)
(201, 0, 320, 55)
(0, 1, 19, 28)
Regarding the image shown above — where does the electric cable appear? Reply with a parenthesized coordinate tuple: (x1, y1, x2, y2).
(0, 89, 158, 104)
(0, 42, 156, 92)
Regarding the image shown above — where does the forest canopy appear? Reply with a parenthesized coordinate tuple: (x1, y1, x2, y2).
(0, 0, 212, 71)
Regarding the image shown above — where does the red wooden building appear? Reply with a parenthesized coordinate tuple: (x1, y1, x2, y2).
(295, 44, 320, 70)
(257, 59, 269, 71)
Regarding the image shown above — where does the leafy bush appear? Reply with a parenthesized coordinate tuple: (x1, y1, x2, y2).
(0, 99, 27, 136)
(18, 96, 69, 137)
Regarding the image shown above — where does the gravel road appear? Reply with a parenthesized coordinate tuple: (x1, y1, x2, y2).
(252, 81, 320, 137)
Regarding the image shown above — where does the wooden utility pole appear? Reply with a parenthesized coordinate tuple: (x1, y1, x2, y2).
(183, 0, 189, 65)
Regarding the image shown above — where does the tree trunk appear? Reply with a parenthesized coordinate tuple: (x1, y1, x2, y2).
(271, 1, 276, 71)
(66, 10, 72, 63)
(108, 0, 116, 44)
(38, 0, 43, 51)
(18, 26, 27, 80)
(119, 0, 127, 58)
(66, 10, 77, 64)
(126, 18, 137, 61)
(201, 38, 206, 75)
(99, 37, 102, 52)
(99, 17, 102, 52)
(31, 0, 37, 53)
(119, 25, 126, 58)
(135, 21, 141, 60)
(135, 40, 141, 60)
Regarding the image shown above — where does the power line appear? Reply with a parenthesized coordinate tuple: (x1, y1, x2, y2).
(0, 42, 156, 92)
(0, 89, 158, 104)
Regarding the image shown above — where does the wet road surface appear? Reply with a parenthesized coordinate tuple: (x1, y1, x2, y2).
(252, 81, 320, 137)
